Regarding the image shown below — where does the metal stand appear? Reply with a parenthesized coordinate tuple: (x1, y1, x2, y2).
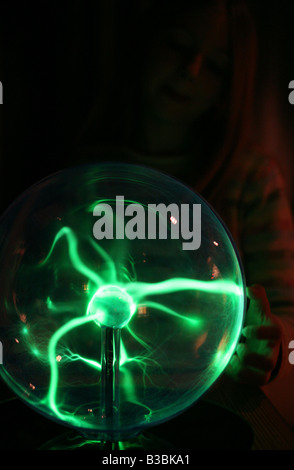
(100, 327, 121, 440)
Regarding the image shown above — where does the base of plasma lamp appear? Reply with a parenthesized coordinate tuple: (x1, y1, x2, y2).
(37, 397, 253, 450)
(0, 387, 254, 450)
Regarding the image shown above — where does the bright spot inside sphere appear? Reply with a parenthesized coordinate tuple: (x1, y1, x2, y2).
(0, 162, 246, 443)
(87, 284, 136, 328)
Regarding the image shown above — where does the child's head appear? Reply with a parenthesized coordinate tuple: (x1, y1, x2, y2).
(138, 0, 230, 127)
(134, 0, 257, 156)
(78, 0, 257, 181)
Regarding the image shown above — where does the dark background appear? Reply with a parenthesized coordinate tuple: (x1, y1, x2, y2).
(1, 1, 294, 213)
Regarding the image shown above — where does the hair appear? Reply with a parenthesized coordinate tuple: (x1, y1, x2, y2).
(74, 0, 257, 196)
(199, 0, 258, 196)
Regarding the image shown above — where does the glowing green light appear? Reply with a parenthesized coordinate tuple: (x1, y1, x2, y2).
(46, 297, 54, 310)
(40, 226, 104, 286)
(87, 198, 146, 214)
(46, 311, 104, 420)
(143, 301, 202, 327)
(86, 285, 137, 328)
(126, 278, 243, 302)
(31, 225, 243, 434)
(0, 163, 246, 445)
(31, 346, 40, 357)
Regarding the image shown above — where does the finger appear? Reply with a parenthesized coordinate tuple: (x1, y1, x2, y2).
(246, 284, 271, 315)
(246, 284, 267, 302)
(232, 366, 271, 386)
(226, 354, 271, 386)
(235, 343, 276, 372)
(242, 325, 281, 341)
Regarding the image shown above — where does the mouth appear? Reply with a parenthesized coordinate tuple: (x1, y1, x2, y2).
(161, 85, 192, 104)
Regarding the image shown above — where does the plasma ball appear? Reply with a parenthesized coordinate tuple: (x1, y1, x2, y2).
(87, 285, 137, 329)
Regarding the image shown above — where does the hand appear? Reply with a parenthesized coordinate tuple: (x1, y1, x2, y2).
(225, 284, 282, 385)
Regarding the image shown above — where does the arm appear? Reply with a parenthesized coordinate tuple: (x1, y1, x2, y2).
(224, 153, 294, 384)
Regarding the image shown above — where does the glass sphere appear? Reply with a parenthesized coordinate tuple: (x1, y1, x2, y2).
(0, 162, 246, 442)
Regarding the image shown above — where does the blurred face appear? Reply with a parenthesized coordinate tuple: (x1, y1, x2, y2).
(140, 2, 230, 125)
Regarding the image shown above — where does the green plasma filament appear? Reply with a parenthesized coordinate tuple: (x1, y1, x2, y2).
(34, 226, 243, 432)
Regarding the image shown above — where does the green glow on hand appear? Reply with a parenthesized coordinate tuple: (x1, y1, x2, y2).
(18, 225, 244, 437)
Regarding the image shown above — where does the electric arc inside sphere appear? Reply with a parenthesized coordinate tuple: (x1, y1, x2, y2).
(0, 162, 246, 443)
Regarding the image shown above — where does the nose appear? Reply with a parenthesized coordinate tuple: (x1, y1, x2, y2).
(188, 54, 203, 78)
(180, 54, 203, 81)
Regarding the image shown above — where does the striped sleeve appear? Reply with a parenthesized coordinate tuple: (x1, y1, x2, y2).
(237, 153, 294, 377)
(239, 155, 294, 314)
